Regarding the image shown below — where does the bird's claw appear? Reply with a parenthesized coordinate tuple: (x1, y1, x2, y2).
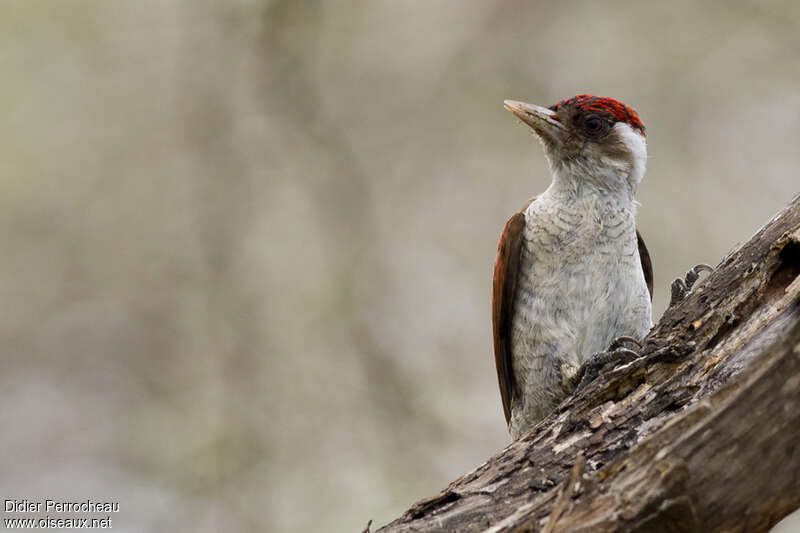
(608, 335, 642, 351)
(670, 264, 713, 305)
(573, 346, 640, 392)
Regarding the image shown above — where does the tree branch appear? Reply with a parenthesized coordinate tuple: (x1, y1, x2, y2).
(376, 195, 800, 533)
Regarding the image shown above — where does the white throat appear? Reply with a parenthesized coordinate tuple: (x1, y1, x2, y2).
(545, 122, 647, 206)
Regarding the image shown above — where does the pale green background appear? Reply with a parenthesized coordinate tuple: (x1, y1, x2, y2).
(1, 1, 799, 532)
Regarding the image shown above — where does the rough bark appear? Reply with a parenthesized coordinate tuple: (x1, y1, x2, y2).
(376, 195, 800, 533)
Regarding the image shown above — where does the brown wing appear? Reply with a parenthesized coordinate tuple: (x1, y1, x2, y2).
(636, 230, 654, 300)
(492, 212, 526, 426)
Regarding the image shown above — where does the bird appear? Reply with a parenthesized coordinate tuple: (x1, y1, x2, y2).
(492, 94, 655, 440)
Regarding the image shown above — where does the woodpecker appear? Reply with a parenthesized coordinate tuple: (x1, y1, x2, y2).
(492, 95, 654, 440)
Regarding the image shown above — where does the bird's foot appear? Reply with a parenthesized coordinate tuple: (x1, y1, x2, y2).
(607, 335, 642, 351)
(573, 337, 642, 392)
(670, 264, 713, 306)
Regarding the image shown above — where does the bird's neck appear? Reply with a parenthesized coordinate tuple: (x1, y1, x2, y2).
(531, 169, 640, 253)
(544, 163, 638, 212)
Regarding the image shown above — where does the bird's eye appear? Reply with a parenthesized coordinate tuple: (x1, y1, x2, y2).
(585, 116, 604, 133)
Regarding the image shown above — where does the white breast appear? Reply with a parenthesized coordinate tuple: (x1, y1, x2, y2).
(508, 189, 652, 435)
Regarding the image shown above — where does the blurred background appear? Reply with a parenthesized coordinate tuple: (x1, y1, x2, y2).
(1, 1, 799, 532)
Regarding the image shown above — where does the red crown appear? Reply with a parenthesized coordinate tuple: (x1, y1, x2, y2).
(552, 94, 645, 135)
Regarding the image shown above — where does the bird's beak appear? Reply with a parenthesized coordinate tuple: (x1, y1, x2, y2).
(503, 100, 565, 146)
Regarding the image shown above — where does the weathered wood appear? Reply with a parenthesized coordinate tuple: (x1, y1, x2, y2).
(376, 195, 800, 533)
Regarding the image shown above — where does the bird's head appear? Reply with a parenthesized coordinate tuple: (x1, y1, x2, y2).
(504, 95, 647, 195)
